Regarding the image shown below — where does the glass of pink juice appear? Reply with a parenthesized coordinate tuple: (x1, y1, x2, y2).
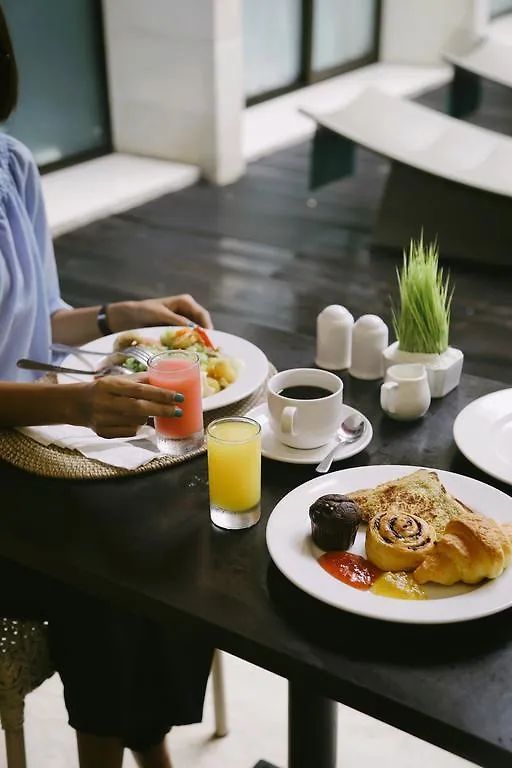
(148, 351, 204, 455)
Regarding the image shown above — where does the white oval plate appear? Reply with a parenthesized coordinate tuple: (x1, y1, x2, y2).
(57, 327, 269, 412)
(245, 403, 372, 464)
(454, 389, 512, 485)
(266, 464, 512, 624)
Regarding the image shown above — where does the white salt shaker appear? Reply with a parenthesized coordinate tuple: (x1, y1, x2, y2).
(349, 315, 389, 380)
(315, 305, 354, 370)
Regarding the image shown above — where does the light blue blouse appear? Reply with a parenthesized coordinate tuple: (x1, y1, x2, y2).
(0, 134, 70, 382)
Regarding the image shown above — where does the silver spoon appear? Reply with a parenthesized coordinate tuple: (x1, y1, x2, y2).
(315, 415, 365, 474)
(16, 359, 130, 377)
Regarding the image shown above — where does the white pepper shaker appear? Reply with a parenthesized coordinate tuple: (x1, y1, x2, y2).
(315, 305, 354, 370)
(349, 314, 389, 380)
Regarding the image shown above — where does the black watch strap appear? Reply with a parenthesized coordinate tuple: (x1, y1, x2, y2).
(97, 304, 113, 336)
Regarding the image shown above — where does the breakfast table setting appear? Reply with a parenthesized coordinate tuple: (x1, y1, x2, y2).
(0, 237, 511, 768)
(0, 301, 512, 767)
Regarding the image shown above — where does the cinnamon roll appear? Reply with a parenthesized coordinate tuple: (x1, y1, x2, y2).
(365, 510, 436, 572)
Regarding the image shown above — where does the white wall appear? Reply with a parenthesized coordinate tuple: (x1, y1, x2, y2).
(102, 0, 245, 185)
(380, 0, 489, 65)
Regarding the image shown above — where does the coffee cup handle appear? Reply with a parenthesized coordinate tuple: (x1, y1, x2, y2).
(281, 406, 297, 435)
(380, 381, 398, 414)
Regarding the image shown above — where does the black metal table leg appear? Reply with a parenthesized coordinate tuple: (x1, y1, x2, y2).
(252, 682, 337, 768)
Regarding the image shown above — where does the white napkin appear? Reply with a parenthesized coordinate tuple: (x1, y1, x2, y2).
(18, 424, 162, 469)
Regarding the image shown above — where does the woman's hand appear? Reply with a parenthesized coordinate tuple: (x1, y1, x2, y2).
(109, 294, 213, 333)
(74, 374, 184, 439)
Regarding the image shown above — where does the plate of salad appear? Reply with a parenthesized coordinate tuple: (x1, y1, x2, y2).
(57, 326, 270, 412)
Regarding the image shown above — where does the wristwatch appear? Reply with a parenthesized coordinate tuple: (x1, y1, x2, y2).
(97, 304, 113, 336)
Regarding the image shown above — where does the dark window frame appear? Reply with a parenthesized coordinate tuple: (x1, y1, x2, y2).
(40, 0, 112, 174)
(246, 0, 382, 106)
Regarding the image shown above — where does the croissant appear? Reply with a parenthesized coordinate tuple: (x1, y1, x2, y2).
(414, 515, 512, 585)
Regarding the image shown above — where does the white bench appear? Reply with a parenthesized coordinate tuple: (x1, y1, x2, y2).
(300, 88, 512, 265)
(444, 36, 512, 118)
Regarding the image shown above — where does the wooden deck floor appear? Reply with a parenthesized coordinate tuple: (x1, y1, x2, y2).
(54, 82, 512, 384)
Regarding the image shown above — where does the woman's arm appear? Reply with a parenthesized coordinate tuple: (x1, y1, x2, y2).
(0, 381, 81, 426)
(0, 377, 183, 437)
(51, 294, 213, 346)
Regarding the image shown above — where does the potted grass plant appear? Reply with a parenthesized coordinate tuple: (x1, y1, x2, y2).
(382, 236, 463, 398)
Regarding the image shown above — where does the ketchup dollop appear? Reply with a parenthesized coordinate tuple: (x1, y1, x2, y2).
(318, 552, 382, 590)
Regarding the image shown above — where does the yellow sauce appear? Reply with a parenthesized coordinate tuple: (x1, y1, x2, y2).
(370, 571, 427, 601)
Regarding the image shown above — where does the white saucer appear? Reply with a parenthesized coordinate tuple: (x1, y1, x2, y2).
(245, 403, 373, 465)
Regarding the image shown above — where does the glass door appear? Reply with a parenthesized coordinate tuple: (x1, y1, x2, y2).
(311, 0, 379, 80)
(3, 0, 110, 170)
(244, 0, 381, 103)
(243, 0, 303, 100)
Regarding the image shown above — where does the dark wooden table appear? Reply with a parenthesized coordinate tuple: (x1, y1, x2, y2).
(1, 320, 511, 768)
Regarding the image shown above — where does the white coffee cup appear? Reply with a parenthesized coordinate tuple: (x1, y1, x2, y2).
(380, 363, 431, 421)
(267, 368, 344, 449)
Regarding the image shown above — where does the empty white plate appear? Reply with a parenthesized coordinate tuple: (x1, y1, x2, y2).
(453, 388, 512, 485)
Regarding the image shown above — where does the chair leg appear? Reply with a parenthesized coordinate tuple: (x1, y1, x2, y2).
(211, 649, 228, 738)
(0, 699, 27, 768)
(4, 729, 27, 768)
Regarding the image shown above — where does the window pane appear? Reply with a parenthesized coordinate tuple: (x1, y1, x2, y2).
(3, 0, 110, 167)
(491, 0, 512, 17)
(312, 0, 378, 73)
(243, 0, 302, 99)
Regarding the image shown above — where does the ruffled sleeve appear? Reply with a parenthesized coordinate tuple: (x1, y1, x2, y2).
(7, 136, 71, 315)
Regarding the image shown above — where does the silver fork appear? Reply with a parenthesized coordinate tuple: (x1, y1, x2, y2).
(120, 346, 154, 366)
(50, 343, 155, 364)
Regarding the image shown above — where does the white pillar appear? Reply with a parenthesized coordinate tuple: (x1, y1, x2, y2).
(380, 0, 489, 65)
(102, 0, 245, 185)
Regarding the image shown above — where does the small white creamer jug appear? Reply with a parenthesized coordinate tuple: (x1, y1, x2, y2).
(380, 363, 431, 421)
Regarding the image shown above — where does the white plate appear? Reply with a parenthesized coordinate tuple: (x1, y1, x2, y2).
(266, 464, 512, 624)
(245, 403, 372, 464)
(57, 327, 269, 412)
(454, 389, 512, 485)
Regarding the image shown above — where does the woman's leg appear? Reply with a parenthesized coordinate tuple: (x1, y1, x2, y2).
(77, 733, 124, 768)
(133, 740, 173, 768)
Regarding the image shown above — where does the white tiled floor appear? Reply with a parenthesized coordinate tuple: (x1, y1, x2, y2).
(14, 654, 476, 768)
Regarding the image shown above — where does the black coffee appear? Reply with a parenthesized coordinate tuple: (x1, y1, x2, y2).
(278, 385, 332, 400)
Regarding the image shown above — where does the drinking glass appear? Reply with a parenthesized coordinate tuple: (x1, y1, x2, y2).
(207, 417, 262, 530)
(148, 351, 204, 455)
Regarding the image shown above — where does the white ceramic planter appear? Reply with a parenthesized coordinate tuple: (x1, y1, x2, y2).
(382, 342, 464, 399)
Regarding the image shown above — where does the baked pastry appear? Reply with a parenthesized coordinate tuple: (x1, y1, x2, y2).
(414, 515, 512, 585)
(309, 494, 362, 551)
(347, 469, 471, 536)
(365, 510, 436, 572)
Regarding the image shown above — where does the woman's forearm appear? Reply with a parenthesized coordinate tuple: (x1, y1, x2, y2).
(51, 302, 139, 346)
(0, 382, 86, 427)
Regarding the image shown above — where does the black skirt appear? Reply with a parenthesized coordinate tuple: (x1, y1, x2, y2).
(0, 557, 213, 751)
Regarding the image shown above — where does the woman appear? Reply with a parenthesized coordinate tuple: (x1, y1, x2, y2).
(0, 7, 213, 767)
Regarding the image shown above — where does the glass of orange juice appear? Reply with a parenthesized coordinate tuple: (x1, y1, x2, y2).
(148, 350, 204, 455)
(206, 417, 262, 530)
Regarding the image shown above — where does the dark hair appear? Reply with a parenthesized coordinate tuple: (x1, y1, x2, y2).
(0, 5, 18, 121)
